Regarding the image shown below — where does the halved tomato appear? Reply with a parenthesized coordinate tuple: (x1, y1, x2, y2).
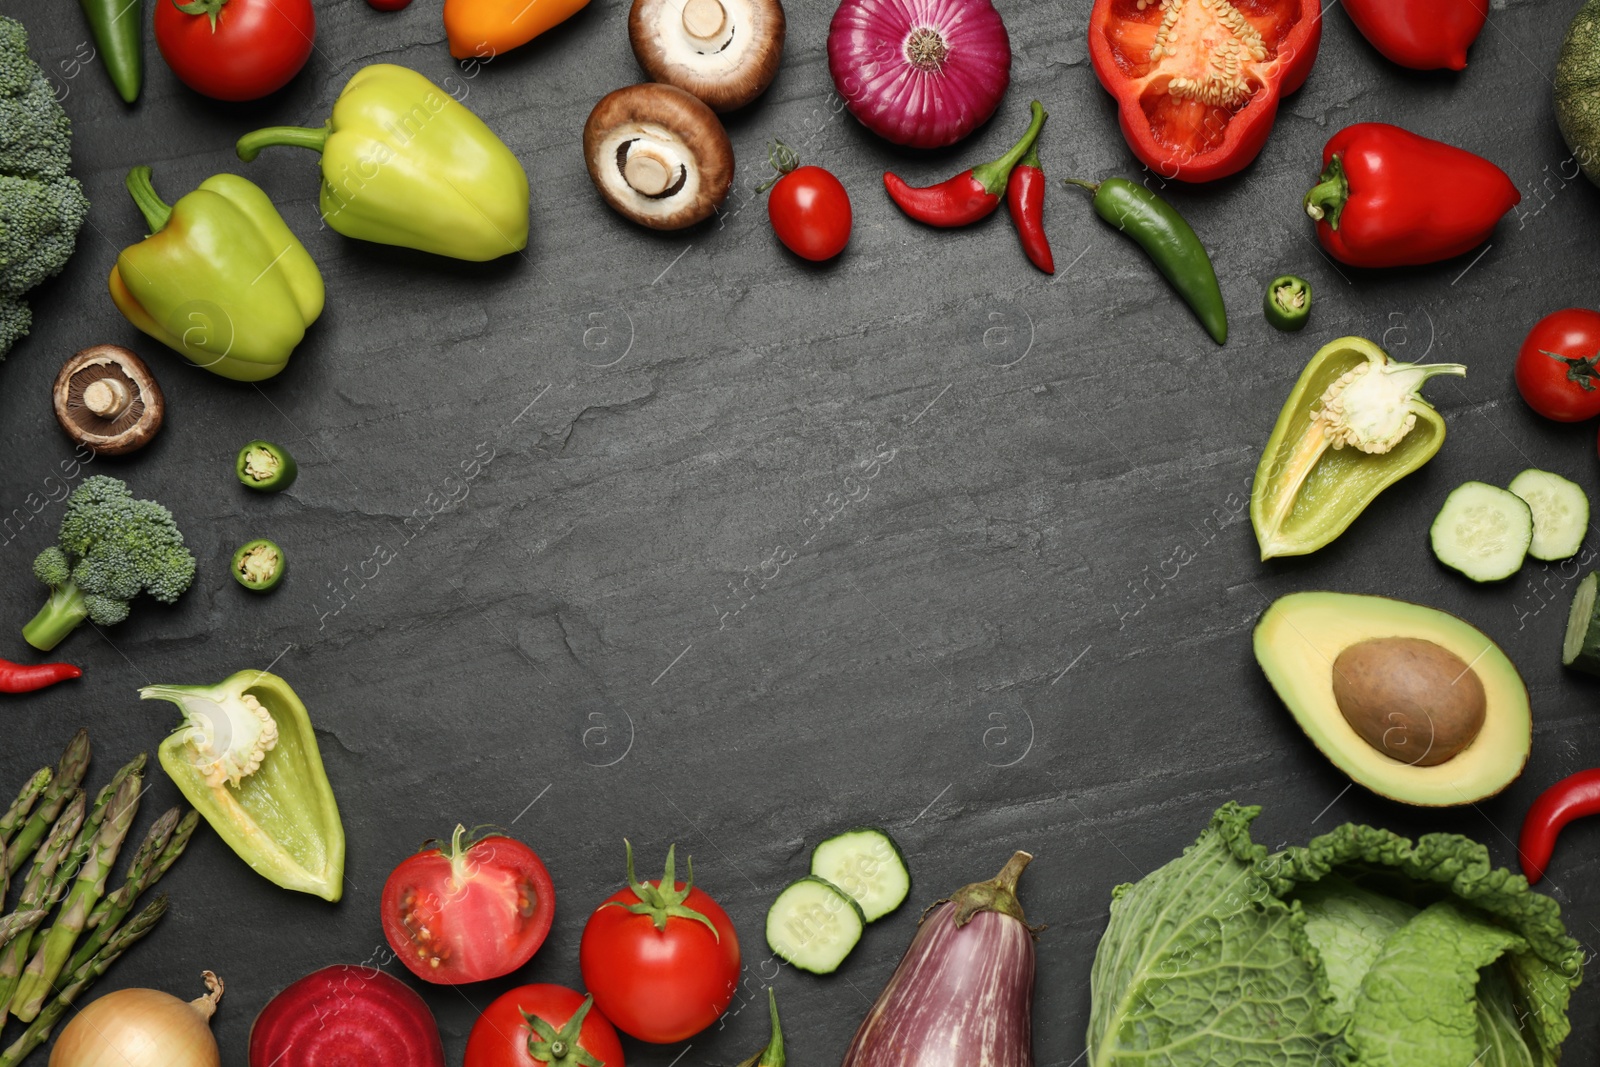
(380, 826, 556, 985)
(1088, 0, 1323, 182)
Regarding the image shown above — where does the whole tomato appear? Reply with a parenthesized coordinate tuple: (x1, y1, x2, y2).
(579, 842, 740, 1043)
(380, 826, 556, 985)
(155, 0, 314, 101)
(466, 985, 625, 1067)
(763, 145, 851, 262)
(1515, 308, 1600, 422)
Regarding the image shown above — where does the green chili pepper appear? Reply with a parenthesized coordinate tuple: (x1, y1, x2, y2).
(76, 0, 141, 103)
(231, 539, 285, 592)
(1251, 336, 1466, 559)
(236, 441, 297, 492)
(1063, 177, 1227, 345)
(1264, 275, 1312, 331)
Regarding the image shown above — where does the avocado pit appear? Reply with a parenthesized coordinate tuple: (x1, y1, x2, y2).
(1331, 636, 1486, 767)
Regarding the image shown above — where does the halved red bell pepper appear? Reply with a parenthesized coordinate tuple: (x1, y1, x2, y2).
(1342, 0, 1485, 72)
(1304, 123, 1520, 268)
(1087, 0, 1322, 184)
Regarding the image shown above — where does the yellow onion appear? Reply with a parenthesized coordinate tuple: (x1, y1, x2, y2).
(50, 971, 223, 1067)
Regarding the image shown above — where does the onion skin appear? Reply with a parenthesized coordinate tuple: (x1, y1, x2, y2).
(50, 974, 222, 1067)
(841, 853, 1036, 1067)
(828, 0, 1011, 148)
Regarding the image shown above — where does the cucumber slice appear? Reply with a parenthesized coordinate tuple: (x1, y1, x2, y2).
(810, 827, 910, 922)
(1563, 572, 1600, 676)
(1509, 469, 1589, 561)
(765, 876, 865, 974)
(1430, 482, 1532, 582)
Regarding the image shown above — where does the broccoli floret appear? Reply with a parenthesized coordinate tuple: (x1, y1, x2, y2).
(0, 16, 87, 361)
(22, 476, 197, 651)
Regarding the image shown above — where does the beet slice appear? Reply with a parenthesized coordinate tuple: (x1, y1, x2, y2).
(249, 965, 445, 1067)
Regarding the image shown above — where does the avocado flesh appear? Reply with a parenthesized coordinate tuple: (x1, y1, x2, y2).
(1254, 591, 1530, 807)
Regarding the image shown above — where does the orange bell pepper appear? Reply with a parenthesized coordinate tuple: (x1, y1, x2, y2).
(444, 0, 590, 59)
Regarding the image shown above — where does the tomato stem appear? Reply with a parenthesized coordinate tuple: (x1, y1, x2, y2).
(600, 840, 720, 940)
(523, 995, 606, 1067)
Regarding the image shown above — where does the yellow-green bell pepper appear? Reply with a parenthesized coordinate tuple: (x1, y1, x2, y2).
(235, 64, 530, 262)
(110, 166, 324, 383)
(140, 670, 345, 902)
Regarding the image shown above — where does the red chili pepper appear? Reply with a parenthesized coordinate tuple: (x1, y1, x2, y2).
(0, 657, 82, 694)
(884, 101, 1045, 229)
(1341, 0, 1485, 71)
(1006, 141, 1053, 274)
(1303, 123, 1520, 268)
(1520, 769, 1600, 884)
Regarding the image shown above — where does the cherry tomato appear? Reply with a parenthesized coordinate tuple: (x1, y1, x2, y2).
(466, 985, 625, 1067)
(579, 843, 740, 1043)
(1515, 308, 1600, 422)
(767, 164, 851, 262)
(154, 0, 314, 102)
(380, 826, 555, 985)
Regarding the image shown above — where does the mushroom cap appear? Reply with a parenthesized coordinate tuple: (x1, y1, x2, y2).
(52, 345, 165, 456)
(629, 0, 785, 112)
(584, 83, 735, 231)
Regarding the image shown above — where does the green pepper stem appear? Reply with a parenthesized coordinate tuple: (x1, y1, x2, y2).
(1018, 139, 1042, 173)
(1061, 177, 1101, 196)
(123, 167, 172, 234)
(235, 124, 331, 163)
(971, 101, 1046, 198)
(1303, 155, 1348, 229)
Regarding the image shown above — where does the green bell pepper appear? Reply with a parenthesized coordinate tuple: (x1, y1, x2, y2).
(235, 64, 530, 262)
(110, 167, 324, 382)
(140, 670, 344, 901)
(1251, 336, 1466, 559)
(1263, 274, 1312, 331)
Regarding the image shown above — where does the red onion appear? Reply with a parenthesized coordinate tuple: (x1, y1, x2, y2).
(841, 852, 1036, 1067)
(828, 0, 1011, 149)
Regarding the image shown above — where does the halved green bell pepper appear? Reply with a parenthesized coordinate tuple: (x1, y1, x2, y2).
(235, 64, 530, 262)
(1251, 336, 1465, 559)
(140, 670, 344, 901)
(110, 167, 324, 382)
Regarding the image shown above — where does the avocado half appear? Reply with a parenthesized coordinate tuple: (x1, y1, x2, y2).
(1254, 591, 1530, 807)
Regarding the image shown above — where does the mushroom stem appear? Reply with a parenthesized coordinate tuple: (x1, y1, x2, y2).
(624, 150, 675, 196)
(681, 0, 726, 39)
(82, 377, 133, 419)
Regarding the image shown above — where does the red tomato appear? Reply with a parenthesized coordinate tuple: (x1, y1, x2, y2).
(768, 165, 851, 262)
(154, 0, 314, 102)
(465, 985, 625, 1067)
(380, 827, 555, 985)
(579, 844, 740, 1043)
(1515, 308, 1600, 422)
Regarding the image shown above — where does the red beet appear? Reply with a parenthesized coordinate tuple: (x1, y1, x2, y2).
(249, 965, 446, 1067)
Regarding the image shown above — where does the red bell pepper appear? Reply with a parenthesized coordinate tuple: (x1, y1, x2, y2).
(1342, 0, 1485, 71)
(1304, 123, 1520, 268)
(1086, 0, 1322, 183)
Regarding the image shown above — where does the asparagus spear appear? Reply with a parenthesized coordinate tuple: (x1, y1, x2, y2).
(0, 912, 46, 953)
(0, 769, 51, 850)
(4, 730, 89, 873)
(64, 808, 195, 975)
(0, 792, 83, 1017)
(11, 762, 144, 1022)
(0, 896, 167, 1067)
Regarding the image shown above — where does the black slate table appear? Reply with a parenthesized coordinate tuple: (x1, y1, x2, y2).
(1, 0, 1597, 1062)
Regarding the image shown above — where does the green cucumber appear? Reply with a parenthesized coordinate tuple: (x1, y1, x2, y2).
(765, 876, 864, 974)
(1563, 572, 1600, 676)
(810, 827, 910, 922)
(1508, 469, 1589, 561)
(1430, 482, 1532, 582)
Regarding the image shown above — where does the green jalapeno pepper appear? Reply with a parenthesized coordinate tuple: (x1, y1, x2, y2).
(236, 440, 297, 492)
(232, 539, 285, 592)
(1063, 177, 1227, 345)
(1251, 336, 1466, 559)
(1264, 275, 1312, 331)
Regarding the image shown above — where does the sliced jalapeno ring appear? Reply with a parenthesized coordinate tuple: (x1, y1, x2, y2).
(1264, 275, 1312, 332)
(236, 440, 298, 491)
(232, 539, 286, 592)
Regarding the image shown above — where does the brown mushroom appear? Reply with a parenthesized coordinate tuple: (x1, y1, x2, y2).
(52, 345, 165, 456)
(628, 0, 785, 112)
(584, 83, 735, 231)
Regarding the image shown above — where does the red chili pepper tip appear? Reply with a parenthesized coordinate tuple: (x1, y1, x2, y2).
(0, 658, 83, 694)
(1518, 768, 1600, 884)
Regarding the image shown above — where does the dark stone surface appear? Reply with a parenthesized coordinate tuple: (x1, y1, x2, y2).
(1, 0, 1596, 1062)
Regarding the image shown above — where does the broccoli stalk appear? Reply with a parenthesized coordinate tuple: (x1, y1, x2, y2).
(22, 477, 195, 651)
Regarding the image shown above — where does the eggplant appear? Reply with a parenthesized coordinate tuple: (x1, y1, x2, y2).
(841, 851, 1037, 1067)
